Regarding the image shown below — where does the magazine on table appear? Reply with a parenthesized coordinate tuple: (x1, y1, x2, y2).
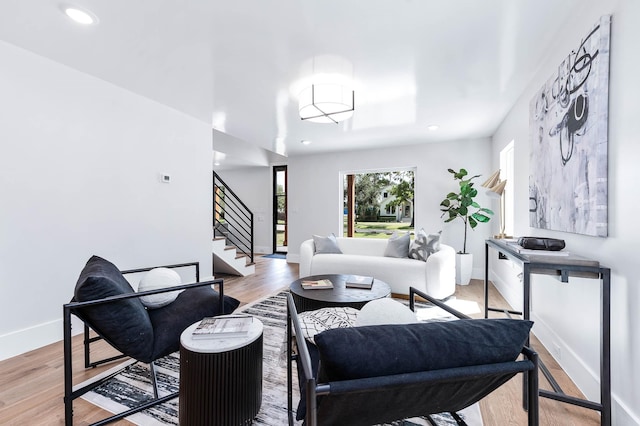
(346, 275, 374, 289)
(192, 315, 253, 339)
(301, 279, 334, 290)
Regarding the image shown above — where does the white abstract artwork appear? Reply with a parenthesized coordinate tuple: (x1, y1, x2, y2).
(529, 15, 610, 237)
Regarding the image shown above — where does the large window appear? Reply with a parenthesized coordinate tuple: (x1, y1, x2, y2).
(342, 170, 415, 238)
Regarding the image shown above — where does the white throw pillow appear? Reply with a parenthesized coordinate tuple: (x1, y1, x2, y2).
(384, 231, 410, 258)
(138, 267, 183, 309)
(312, 233, 343, 254)
(355, 298, 418, 326)
(297, 307, 359, 344)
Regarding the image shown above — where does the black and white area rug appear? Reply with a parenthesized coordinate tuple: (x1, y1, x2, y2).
(81, 291, 482, 425)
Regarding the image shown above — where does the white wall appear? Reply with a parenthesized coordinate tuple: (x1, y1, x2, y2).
(287, 139, 494, 275)
(491, 0, 640, 423)
(0, 41, 213, 360)
(215, 167, 274, 254)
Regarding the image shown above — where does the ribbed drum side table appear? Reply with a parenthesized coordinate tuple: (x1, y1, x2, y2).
(179, 316, 263, 426)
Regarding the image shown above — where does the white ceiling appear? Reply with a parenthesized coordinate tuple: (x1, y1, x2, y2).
(0, 0, 581, 159)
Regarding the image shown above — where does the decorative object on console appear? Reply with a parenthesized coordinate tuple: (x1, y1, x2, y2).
(529, 15, 610, 237)
(482, 169, 511, 239)
(517, 237, 566, 251)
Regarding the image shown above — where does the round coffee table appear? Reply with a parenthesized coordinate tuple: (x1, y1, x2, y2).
(289, 274, 391, 313)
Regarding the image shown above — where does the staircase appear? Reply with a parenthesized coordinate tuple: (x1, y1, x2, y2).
(212, 237, 255, 276)
(213, 172, 255, 277)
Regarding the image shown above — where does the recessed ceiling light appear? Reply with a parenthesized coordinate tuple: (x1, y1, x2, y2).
(214, 162, 220, 166)
(62, 6, 98, 25)
(301, 140, 312, 145)
(427, 124, 439, 131)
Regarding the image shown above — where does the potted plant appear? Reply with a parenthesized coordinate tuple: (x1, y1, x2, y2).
(440, 168, 493, 285)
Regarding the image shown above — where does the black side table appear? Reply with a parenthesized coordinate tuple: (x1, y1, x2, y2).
(179, 316, 263, 425)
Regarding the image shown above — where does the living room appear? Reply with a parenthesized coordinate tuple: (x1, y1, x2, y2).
(1, 0, 638, 425)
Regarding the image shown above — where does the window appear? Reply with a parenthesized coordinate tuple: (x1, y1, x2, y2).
(342, 170, 415, 238)
(500, 141, 515, 237)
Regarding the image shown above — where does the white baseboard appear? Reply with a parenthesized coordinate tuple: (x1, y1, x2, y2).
(286, 253, 300, 264)
(0, 319, 62, 361)
(254, 245, 270, 254)
(0, 317, 85, 362)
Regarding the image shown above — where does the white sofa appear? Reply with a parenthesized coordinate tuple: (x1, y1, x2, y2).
(299, 237, 456, 299)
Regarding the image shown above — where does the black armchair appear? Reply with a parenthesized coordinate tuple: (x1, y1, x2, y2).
(286, 287, 539, 426)
(63, 255, 240, 426)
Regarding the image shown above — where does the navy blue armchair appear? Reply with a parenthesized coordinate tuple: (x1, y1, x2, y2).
(63, 255, 240, 426)
(286, 287, 539, 426)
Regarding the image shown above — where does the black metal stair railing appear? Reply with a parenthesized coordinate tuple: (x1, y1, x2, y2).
(213, 171, 254, 264)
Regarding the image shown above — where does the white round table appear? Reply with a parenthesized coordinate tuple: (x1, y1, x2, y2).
(179, 316, 263, 425)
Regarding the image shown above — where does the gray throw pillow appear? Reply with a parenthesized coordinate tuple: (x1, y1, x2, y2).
(384, 231, 410, 258)
(408, 229, 441, 261)
(313, 234, 342, 254)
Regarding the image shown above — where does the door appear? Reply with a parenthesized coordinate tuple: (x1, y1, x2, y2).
(273, 166, 287, 253)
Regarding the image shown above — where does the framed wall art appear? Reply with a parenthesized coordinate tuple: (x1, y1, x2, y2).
(529, 15, 610, 237)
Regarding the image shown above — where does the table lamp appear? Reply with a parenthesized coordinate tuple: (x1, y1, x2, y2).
(482, 170, 510, 239)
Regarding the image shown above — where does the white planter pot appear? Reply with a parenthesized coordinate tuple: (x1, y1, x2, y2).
(455, 253, 473, 285)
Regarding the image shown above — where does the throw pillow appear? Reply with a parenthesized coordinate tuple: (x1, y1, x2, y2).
(355, 298, 418, 326)
(315, 318, 533, 382)
(383, 231, 410, 258)
(408, 229, 441, 261)
(74, 255, 154, 362)
(313, 233, 342, 254)
(297, 307, 359, 344)
(138, 267, 184, 309)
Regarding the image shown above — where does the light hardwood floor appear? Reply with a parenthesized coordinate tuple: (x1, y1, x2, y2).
(0, 256, 600, 425)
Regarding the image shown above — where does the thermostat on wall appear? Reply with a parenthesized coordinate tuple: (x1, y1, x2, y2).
(161, 174, 171, 183)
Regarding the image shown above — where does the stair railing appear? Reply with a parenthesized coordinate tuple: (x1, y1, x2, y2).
(213, 171, 254, 264)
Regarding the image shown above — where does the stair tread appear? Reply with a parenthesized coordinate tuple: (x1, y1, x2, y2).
(213, 237, 226, 241)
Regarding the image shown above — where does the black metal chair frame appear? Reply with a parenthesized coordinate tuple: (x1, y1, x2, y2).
(63, 261, 225, 426)
(286, 287, 539, 426)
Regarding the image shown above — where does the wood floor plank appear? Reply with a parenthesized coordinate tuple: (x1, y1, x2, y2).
(0, 255, 601, 425)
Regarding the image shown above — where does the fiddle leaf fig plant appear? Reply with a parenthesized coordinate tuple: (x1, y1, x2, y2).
(440, 168, 494, 254)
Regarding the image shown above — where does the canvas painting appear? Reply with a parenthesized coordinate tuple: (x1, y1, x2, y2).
(529, 15, 610, 237)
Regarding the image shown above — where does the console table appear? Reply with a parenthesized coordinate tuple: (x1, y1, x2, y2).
(484, 238, 611, 425)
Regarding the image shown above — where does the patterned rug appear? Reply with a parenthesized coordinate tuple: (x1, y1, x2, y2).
(81, 291, 482, 425)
